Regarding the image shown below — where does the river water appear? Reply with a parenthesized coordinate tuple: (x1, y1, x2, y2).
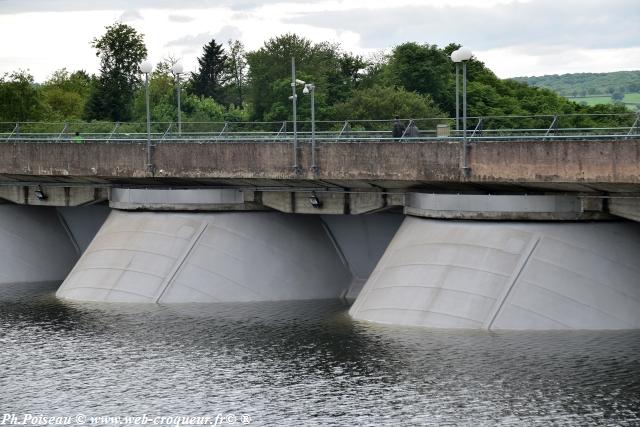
(1, 282, 639, 426)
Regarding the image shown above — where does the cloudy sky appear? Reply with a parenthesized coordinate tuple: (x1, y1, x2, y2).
(1, 0, 638, 82)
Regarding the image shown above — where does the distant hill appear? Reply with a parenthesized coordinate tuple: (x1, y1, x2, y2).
(511, 71, 640, 97)
(511, 71, 640, 110)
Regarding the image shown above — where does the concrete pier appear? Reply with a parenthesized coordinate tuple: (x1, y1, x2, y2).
(0, 205, 78, 286)
(350, 217, 640, 330)
(57, 211, 354, 303)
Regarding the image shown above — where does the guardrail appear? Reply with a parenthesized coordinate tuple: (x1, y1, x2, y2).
(1, 113, 639, 143)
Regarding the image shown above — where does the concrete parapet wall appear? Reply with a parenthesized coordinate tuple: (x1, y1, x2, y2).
(1, 139, 637, 184)
(471, 139, 640, 183)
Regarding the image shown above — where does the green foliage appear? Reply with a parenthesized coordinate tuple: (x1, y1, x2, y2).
(0, 71, 45, 121)
(333, 86, 444, 122)
(513, 71, 640, 97)
(0, 30, 635, 134)
(132, 59, 177, 122)
(40, 69, 93, 120)
(387, 43, 455, 114)
(181, 94, 226, 122)
(190, 39, 229, 103)
(246, 33, 357, 122)
(84, 22, 148, 121)
(611, 92, 625, 102)
(225, 40, 248, 108)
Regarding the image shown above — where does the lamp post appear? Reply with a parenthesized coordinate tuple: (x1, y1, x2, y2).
(171, 63, 184, 136)
(290, 57, 306, 173)
(451, 51, 460, 131)
(450, 47, 472, 176)
(140, 61, 153, 172)
(303, 83, 316, 172)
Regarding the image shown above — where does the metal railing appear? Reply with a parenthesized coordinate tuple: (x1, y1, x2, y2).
(1, 113, 639, 143)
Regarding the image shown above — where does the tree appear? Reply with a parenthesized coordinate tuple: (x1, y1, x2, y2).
(84, 22, 147, 121)
(225, 39, 248, 107)
(0, 71, 45, 121)
(611, 92, 624, 102)
(41, 69, 93, 120)
(333, 86, 443, 123)
(190, 39, 229, 103)
(132, 59, 178, 123)
(387, 43, 456, 114)
(245, 33, 344, 121)
(324, 53, 368, 105)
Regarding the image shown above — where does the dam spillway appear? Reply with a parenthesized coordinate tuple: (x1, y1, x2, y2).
(349, 217, 640, 330)
(0, 205, 79, 286)
(1, 188, 640, 330)
(56, 210, 356, 303)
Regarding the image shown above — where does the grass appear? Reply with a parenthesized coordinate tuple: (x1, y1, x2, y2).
(567, 92, 640, 110)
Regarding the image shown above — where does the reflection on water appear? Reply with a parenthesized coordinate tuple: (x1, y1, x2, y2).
(1, 283, 639, 426)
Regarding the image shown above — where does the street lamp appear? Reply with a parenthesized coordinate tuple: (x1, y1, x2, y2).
(140, 60, 153, 172)
(303, 83, 317, 173)
(290, 57, 306, 173)
(451, 47, 473, 175)
(171, 62, 184, 136)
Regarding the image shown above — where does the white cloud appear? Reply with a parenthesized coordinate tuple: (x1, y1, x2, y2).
(120, 9, 142, 22)
(288, 0, 640, 50)
(478, 46, 640, 78)
(168, 14, 194, 23)
(0, 0, 637, 81)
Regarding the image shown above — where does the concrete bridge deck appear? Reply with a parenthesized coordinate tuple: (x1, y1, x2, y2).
(0, 137, 639, 220)
(0, 138, 638, 189)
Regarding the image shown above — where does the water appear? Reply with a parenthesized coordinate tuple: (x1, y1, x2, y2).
(1, 283, 639, 426)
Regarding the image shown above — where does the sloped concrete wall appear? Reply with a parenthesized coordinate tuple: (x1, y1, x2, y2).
(57, 205, 111, 253)
(0, 205, 79, 285)
(350, 217, 640, 330)
(57, 211, 353, 303)
(321, 213, 404, 301)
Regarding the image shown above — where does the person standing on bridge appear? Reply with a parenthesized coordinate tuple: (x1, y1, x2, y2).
(73, 132, 84, 144)
(392, 116, 405, 141)
(406, 122, 420, 138)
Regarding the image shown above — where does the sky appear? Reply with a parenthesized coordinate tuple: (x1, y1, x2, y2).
(0, 0, 639, 82)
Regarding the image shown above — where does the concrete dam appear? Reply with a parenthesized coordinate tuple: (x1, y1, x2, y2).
(1, 134, 640, 330)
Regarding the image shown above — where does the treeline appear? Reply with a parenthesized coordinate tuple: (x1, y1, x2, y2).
(512, 71, 640, 98)
(0, 22, 632, 129)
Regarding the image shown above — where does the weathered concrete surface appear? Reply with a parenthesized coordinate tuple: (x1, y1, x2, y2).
(0, 141, 145, 178)
(470, 140, 640, 184)
(350, 217, 640, 330)
(0, 185, 107, 206)
(0, 139, 638, 189)
(153, 141, 462, 181)
(609, 197, 640, 222)
(57, 211, 353, 303)
(260, 190, 403, 214)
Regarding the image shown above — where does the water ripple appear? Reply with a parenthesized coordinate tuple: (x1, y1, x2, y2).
(0, 283, 639, 426)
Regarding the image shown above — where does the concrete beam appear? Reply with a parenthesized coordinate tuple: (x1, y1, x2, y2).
(260, 190, 402, 214)
(405, 193, 610, 220)
(0, 185, 107, 206)
(609, 197, 640, 222)
(109, 188, 257, 211)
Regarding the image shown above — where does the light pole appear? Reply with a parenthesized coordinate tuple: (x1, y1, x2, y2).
(290, 57, 305, 173)
(452, 53, 460, 131)
(303, 83, 316, 172)
(140, 61, 153, 172)
(171, 63, 183, 136)
(451, 47, 472, 176)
